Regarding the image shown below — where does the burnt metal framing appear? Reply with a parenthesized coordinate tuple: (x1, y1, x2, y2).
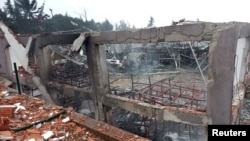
(135, 74, 207, 111)
(87, 22, 250, 125)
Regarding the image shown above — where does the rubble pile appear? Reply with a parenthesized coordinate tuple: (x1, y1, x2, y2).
(0, 91, 103, 141)
(0, 85, 149, 141)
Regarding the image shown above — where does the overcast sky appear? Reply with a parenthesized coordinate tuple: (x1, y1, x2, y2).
(1, 0, 250, 28)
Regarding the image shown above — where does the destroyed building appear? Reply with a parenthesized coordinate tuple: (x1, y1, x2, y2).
(0, 21, 250, 141)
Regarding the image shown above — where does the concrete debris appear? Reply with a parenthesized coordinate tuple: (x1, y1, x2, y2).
(0, 22, 32, 71)
(42, 130, 54, 140)
(62, 117, 70, 123)
(0, 22, 54, 104)
(14, 103, 26, 113)
(0, 85, 149, 141)
(71, 32, 86, 53)
(1, 90, 9, 96)
(49, 45, 87, 65)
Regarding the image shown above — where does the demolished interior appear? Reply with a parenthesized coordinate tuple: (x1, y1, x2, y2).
(1, 21, 250, 141)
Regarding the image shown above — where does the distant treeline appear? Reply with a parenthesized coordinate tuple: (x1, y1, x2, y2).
(0, 0, 153, 34)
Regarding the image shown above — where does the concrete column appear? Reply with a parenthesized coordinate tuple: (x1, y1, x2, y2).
(207, 27, 237, 124)
(43, 46, 52, 80)
(4, 47, 13, 78)
(86, 43, 112, 122)
(36, 46, 52, 82)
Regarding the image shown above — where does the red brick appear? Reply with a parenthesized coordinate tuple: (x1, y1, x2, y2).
(0, 117, 10, 131)
(0, 105, 16, 118)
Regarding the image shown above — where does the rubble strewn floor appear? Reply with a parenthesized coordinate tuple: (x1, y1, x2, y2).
(0, 93, 103, 141)
(109, 71, 207, 111)
(0, 85, 149, 141)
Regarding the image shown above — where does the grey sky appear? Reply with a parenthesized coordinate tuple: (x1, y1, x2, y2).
(1, 0, 250, 28)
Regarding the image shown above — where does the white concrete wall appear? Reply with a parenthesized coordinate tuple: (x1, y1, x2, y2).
(234, 38, 249, 86)
(0, 22, 31, 71)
